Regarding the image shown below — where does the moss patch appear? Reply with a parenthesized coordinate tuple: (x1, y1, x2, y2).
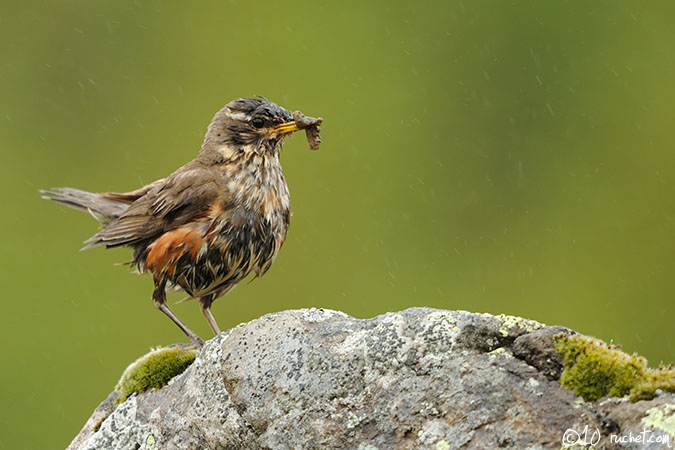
(114, 347, 197, 404)
(555, 334, 675, 402)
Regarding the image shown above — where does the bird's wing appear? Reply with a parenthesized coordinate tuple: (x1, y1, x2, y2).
(99, 177, 167, 204)
(83, 165, 221, 249)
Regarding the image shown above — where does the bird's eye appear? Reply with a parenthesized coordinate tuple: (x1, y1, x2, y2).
(251, 117, 265, 128)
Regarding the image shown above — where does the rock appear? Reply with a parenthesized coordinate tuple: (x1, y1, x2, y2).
(512, 325, 572, 380)
(68, 308, 675, 449)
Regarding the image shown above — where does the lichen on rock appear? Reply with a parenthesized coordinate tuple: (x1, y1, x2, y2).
(642, 403, 675, 440)
(495, 313, 544, 337)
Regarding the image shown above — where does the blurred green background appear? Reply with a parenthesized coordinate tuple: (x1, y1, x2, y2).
(1, 1, 674, 448)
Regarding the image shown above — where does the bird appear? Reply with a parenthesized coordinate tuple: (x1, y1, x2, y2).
(41, 97, 323, 346)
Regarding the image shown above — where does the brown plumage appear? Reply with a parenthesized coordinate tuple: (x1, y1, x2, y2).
(41, 97, 323, 346)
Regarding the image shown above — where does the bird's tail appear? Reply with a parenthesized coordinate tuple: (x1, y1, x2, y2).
(40, 187, 130, 224)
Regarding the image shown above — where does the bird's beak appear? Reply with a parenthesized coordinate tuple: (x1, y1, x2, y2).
(269, 121, 300, 135)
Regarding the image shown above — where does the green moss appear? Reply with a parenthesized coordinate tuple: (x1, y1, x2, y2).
(554, 334, 675, 402)
(631, 365, 675, 401)
(114, 347, 197, 404)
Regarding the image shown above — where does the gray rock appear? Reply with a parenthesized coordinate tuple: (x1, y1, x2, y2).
(68, 308, 675, 449)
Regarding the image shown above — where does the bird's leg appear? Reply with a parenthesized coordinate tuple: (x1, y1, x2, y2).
(200, 294, 221, 336)
(153, 280, 204, 347)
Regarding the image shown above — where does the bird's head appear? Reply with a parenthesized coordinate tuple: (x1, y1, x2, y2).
(201, 97, 307, 159)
